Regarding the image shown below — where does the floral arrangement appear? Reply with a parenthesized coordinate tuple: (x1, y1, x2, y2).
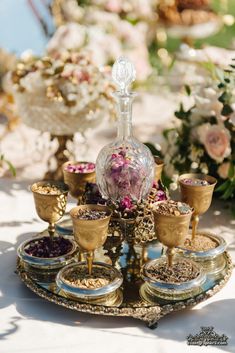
(49, 0, 158, 81)
(162, 62, 235, 205)
(10, 50, 115, 135)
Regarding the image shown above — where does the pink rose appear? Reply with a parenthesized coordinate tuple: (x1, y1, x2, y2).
(105, 0, 122, 13)
(120, 196, 134, 210)
(198, 124, 231, 163)
(217, 162, 230, 179)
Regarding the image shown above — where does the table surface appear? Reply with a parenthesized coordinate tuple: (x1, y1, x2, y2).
(0, 177, 234, 353)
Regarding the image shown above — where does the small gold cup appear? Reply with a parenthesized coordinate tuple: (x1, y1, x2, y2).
(152, 201, 193, 267)
(154, 156, 164, 183)
(31, 181, 69, 238)
(179, 173, 217, 241)
(70, 204, 112, 275)
(62, 161, 96, 203)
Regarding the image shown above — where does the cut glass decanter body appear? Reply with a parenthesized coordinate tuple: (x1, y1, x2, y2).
(96, 57, 154, 202)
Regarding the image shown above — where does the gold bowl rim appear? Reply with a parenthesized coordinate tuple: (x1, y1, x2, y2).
(62, 161, 96, 175)
(178, 173, 217, 187)
(152, 200, 194, 218)
(30, 180, 69, 195)
(70, 204, 112, 222)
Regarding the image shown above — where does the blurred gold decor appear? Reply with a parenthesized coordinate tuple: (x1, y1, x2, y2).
(157, 0, 222, 45)
(49, 0, 227, 80)
(0, 48, 19, 132)
(158, 0, 218, 27)
(10, 50, 115, 179)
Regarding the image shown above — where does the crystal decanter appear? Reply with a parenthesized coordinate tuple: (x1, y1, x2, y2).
(96, 57, 154, 202)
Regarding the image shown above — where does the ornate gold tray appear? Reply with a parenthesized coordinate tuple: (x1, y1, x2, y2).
(16, 235, 233, 329)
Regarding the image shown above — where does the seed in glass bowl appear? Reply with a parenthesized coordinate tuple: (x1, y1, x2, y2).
(184, 234, 218, 251)
(64, 162, 95, 174)
(76, 209, 108, 220)
(145, 259, 200, 283)
(181, 178, 210, 186)
(63, 266, 115, 289)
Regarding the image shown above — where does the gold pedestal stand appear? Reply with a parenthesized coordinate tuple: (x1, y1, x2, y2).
(44, 134, 73, 181)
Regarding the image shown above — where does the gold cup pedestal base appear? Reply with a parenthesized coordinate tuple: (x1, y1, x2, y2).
(44, 134, 73, 181)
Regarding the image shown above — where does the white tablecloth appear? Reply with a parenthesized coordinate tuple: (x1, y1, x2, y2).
(0, 177, 234, 353)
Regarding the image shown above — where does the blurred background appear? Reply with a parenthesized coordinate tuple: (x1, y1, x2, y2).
(0, 0, 234, 206)
(0, 1, 234, 57)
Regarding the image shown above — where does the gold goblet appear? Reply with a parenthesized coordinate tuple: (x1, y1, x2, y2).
(154, 156, 164, 183)
(179, 173, 217, 241)
(70, 204, 112, 275)
(31, 181, 69, 238)
(63, 161, 96, 204)
(152, 201, 193, 267)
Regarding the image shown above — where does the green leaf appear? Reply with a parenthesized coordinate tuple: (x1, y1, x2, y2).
(184, 84, 191, 96)
(175, 104, 192, 120)
(144, 142, 161, 157)
(231, 204, 235, 218)
(221, 183, 235, 200)
(228, 164, 235, 179)
(218, 91, 230, 103)
(215, 67, 224, 82)
(5, 160, 16, 177)
(161, 173, 171, 188)
(221, 104, 234, 116)
(216, 179, 230, 192)
(163, 128, 174, 139)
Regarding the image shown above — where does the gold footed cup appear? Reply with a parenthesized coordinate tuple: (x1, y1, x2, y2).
(63, 161, 96, 204)
(152, 201, 193, 267)
(179, 173, 217, 241)
(70, 204, 112, 275)
(31, 181, 69, 238)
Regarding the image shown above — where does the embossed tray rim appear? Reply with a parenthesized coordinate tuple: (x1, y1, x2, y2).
(16, 251, 233, 328)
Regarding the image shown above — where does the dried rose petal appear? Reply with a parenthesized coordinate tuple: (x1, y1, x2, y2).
(24, 236, 73, 258)
(181, 178, 210, 186)
(65, 162, 95, 174)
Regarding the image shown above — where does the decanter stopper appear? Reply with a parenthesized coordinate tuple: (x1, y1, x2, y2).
(112, 57, 136, 95)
